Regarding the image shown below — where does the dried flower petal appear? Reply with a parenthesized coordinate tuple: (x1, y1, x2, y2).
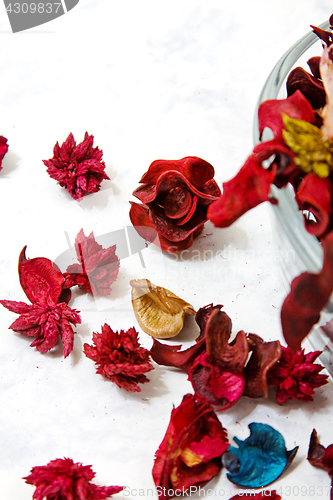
(152, 393, 229, 500)
(223, 423, 298, 488)
(83, 324, 154, 392)
(130, 157, 221, 252)
(0, 135, 8, 171)
(268, 346, 328, 405)
(287, 57, 326, 111)
(307, 428, 333, 474)
(130, 278, 196, 338)
(0, 247, 80, 357)
(63, 229, 120, 296)
(23, 457, 124, 500)
(281, 230, 333, 352)
(43, 132, 109, 200)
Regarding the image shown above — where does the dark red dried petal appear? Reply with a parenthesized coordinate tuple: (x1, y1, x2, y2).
(308, 429, 332, 472)
(164, 187, 193, 219)
(0, 135, 8, 170)
(281, 231, 333, 352)
(243, 334, 282, 399)
(229, 491, 281, 500)
(287, 65, 326, 110)
(150, 337, 206, 374)
(295, 173, 333, 237)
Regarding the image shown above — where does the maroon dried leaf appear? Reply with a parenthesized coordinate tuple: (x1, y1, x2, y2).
(308, 428, 333, 500)
(243, 334, 282, 399)
(268, 346, 328, 405)
(23, 457, 124, 500)
(83, 324, 154, 392)
(63, 229, 120, 296)
(43, 132, 109, 200)
(150, 337, 206, 374)
(281, 230, 333, 352)
(286, 58, 326, 111)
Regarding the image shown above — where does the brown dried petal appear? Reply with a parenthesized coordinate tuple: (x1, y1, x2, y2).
(130, 279, 196, 338)
(243, 334, 282, 399)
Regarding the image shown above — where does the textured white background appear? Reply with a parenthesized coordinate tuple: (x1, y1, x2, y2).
(0, 0, 333, 498)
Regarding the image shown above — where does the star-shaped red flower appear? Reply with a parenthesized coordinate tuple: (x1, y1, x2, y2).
(43, 132, 109, 200)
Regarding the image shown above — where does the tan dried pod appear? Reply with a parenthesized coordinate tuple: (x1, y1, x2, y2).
(130, 278, 196, 338)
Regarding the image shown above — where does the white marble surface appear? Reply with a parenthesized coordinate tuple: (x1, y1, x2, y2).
(0, 0, 333, 498)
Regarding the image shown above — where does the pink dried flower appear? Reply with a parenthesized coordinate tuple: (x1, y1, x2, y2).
(0, 135, 8, 170)
(84, 324, 154, 392)
(23, 457, 124, 500)
(268, 346, 328, 404)
(0, 246, 81, 357)
(63, 229, 120, 296)
(43, 132, 109, 200)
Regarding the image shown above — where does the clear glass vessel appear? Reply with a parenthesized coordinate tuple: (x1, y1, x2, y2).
(253, 21, 333, 376)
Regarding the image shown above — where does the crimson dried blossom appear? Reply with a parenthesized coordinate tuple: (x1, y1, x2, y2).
(130, 156, 221, 252)
(43, 132, 109, 200)
(83, 323, 154, 392)
(268, 346, 328, 405)
(152, 393, 229, 500)
(63, 229, 120, 296)
(23, 457, 124, 500)
(0, 247, 81, 357)
(0, 135, 8, 170)
(223, 423, 298, 489)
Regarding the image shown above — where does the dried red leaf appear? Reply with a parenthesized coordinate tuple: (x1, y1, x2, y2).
(63, 229, 120, 296)
(0, 135, 8, 171)
(243, 334, 282, 399)
(281, 230, 333, 352)
(23, 457, 124, 500)
(268, 346, 328, 405)
(295, 173, 333, 237)
(152, 393, 229, 500)
(0, 247, 80, 357)
(83, 324, 154, 392)
(43, 132, 109, 200)
(229, 491, 281, 500)
(130, 157, 221, 252)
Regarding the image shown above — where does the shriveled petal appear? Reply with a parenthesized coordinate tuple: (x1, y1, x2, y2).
(287, 63, 326, 110)
(150, 337, 206, 373)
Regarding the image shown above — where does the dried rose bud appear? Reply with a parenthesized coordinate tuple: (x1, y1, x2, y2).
(43, 132, 109, 200)
(130, 278, 196, 338)
(23, 457, 124, 500)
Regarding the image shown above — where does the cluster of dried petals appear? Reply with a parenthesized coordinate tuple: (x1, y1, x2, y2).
(43, 132, 109, 200)
(0, 247, 81, 357)
(268, 346, 328, 404)
(151, 304, 327, 408)
(130, 278, 196, 338)
(152, 393, 229, 500)
(63, 229, 120, 296)
(23, 457, 124, 500)
(0, 135, 8, 170)
(130, 156, 221, 252)
(83, 323, 154, 392)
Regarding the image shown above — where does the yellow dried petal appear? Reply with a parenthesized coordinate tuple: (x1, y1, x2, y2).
(130, 278, 196, 338)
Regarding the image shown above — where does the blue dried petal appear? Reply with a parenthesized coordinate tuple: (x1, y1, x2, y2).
(223, 422, 298, 488)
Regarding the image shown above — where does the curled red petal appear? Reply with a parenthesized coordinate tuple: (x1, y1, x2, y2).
(139, 156, 216, 190)
(295, 173, 333, 238)
(19, 246, 64, 305)
(150, 337, 206, 374)
(287, 64, 326, 111)
(207, 154, 276, 228)
(281, 231, 333, 352)
(0, 135, 8, 170)
(230, 491, 281, 500)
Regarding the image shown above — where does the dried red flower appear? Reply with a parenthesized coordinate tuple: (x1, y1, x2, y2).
(0, 247, 81, 357)
(152, 393, 229, 500)
(83, 323, 154, 392)
(23, 457, 124, 500)
(268, 346, 328, 405)
(63, 229, 120, 296)
(43, 132, 109, 200)
(130, 156, 221, 252)
(0, 135, 8, 170)
(308, 428, 333, 499)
